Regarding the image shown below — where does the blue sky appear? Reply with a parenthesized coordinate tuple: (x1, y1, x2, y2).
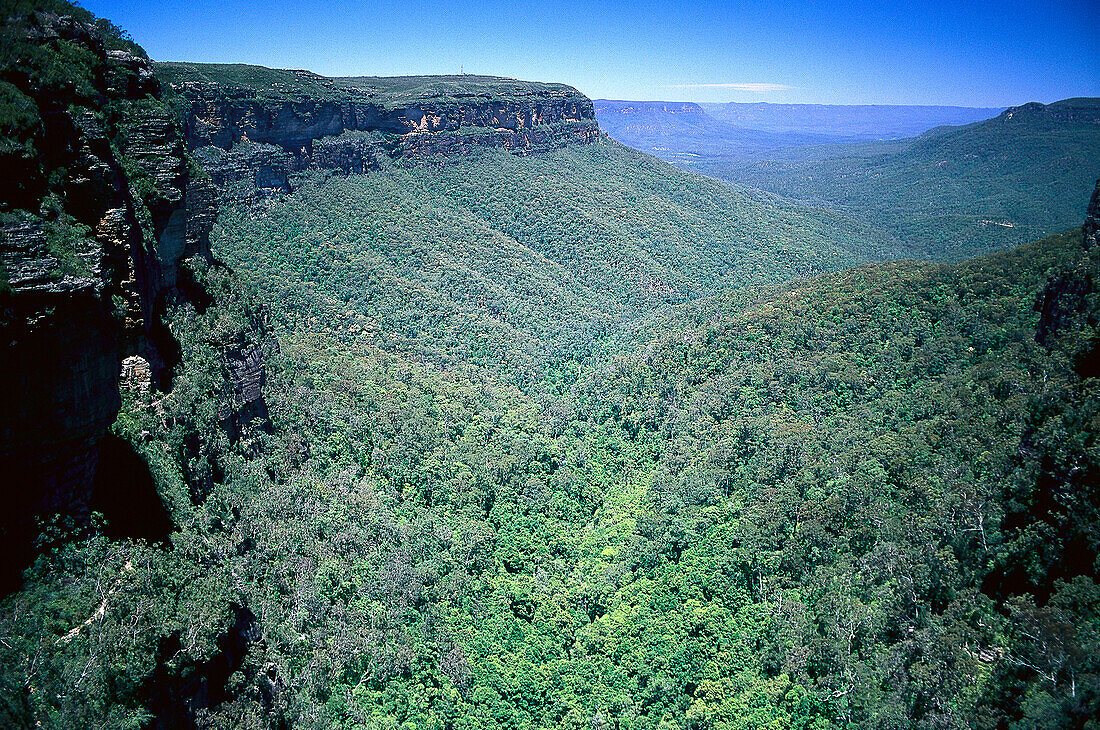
(84, 0, 1098, 106)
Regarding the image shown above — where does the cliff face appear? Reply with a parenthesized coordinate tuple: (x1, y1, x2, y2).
(0, 5, 216, 586)
(178, 82, 597, 151)
(2, 28, 596, 585)
(594, 100, 708, 118)
(156, 64, 600, 190)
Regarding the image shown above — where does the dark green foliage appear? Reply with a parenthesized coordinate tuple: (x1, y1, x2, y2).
(209, 137, 905, 386)
(0, 0, 162, 278)
(10, 172, 1095, 728)
(2, 3, 1099, 728)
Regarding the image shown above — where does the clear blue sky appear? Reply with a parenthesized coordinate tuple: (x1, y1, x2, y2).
(83, 0, 1098, 107)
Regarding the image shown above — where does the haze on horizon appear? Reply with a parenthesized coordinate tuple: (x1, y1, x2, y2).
(84, 0, 1099, 109)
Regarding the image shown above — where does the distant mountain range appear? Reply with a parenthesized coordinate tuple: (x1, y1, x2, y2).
(697, 97, 1100, 260)
(596, 97, 1100, 261)
(700, 101, 1004, 139)
(594, 100, 835, 158)
(594, 99, 1003, 163)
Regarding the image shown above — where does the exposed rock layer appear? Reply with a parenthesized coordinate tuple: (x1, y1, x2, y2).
(157, 64, 601, 197)
(997, 98, 1100, 125)
(1084, 179, 1100, 251)
(0, 8, 214, 588)
(162, 65, 599, 155)
(1034, 180, 1100, 355)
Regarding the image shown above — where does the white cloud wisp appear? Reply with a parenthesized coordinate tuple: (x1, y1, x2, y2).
(663, 83, 794, 92)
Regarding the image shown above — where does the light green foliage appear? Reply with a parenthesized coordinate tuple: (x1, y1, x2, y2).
(9, 150, 1099, 728)
(212, 138, 905, 384)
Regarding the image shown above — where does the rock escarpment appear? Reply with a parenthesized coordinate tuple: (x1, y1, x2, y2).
(594, 99, 708, 118)
(156, 64, 601, 197)
(0, 5, 216, 587)
(160, 64, 598, 154)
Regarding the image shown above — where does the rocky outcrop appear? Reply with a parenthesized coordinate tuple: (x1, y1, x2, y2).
(997, 98, 1100, 126)
(162, 65, 598, 154)
(156, 64, 600, 195)
(398, 121, 599, 158)
(191, 143, 299, 202)
(143, 604, 275, 728)
(1035, 267, 1094, 346)
(0, 6, 217, 588)
(218, 334, 272, 448)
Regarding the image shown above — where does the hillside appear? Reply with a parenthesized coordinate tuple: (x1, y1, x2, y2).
(695, 98, 1100, 260)
(208, 138, 909, 385)
(1, 3, 1099, 730)
(159, 62, 913, 376)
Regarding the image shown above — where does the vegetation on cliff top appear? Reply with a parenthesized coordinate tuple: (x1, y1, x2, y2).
(156, 61, 593, 114)
(0, 0, 181, 282)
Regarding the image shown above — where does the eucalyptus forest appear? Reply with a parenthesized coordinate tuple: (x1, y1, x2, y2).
(1, 2, 1098, 729)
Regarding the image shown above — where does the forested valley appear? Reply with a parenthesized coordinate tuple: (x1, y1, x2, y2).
(1, 2, 1098, 729)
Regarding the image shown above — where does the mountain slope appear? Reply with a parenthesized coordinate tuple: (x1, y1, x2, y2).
(2, 3, 1099, 730)
(555, 211, 1100, 728)
(208, 138, 909, 383)
(160, 63, 912, 376)
(696, 98, 1100, 260)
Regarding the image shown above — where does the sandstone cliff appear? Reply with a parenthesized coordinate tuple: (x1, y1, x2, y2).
(1033, 180, 1100, 382)
(156, 63, 601, 198)
(1, 15, 598, 588)
(0, 5, 217, 587)
(1084, 179, 1100, 251)
(159, 63, 598, 154)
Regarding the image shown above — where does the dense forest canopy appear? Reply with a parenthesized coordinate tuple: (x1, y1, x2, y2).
(1, 2, 1098, 729)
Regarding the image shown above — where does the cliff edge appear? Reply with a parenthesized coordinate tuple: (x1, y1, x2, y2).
(157, 63, 600, 189)
(0, 2, 216, 587)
